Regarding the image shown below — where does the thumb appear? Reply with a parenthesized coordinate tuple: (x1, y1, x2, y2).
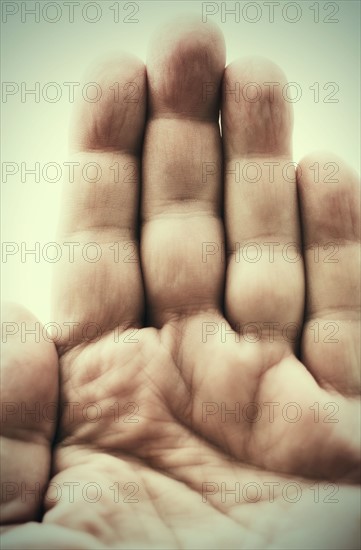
(1, 303, 58, 523)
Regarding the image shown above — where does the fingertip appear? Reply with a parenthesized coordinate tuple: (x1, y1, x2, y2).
(225, 55, 288, 82)
(1, 302, 58, 398)
(297, 151, 360, 188)
(147, 15, 226, 65)
(146, 15, 225, 118)
(297, 151, 360, 245)
(71, 52, 147, 153)
(1, 301, 36, 323)
(222, 56, 293, 157)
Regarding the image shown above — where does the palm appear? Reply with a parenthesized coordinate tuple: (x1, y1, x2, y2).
(2, 18, 360, 550)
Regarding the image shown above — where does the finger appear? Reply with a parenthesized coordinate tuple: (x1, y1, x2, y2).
(222, 58, 304, 352)
(0, 303, 58, 524)
(297, 153, 360, 394)
(52, 55, 147, 353)
(141, 17, 226, 327)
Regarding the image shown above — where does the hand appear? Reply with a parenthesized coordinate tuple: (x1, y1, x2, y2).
(2, 17, 360, 550)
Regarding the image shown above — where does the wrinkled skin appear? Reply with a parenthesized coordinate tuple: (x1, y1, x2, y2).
(1, 18, 360, 550)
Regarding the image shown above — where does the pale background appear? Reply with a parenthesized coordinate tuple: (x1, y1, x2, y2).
(1, 0, 360, 323)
